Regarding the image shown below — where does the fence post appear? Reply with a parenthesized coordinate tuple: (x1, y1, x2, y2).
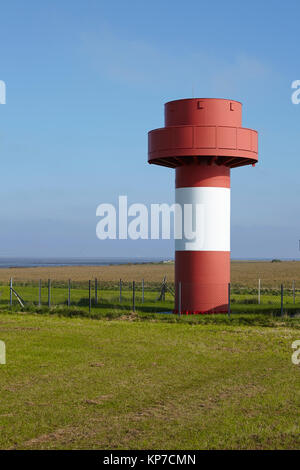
(39, 279, 41, 306)
(228, 282, 231, 317)
(132, 281, 135, 312)
(119, 279, 122, 303)
(258, 278, 261, 305)
(10, 278, 12, 307)
(293, 280, 295, 305)
(95, 278, 98, 306)
(48, 279, 51, 308)
(178, 281, 181, 315)
(89, 280, 91, 313)
(68, 279, 71, 307)
(281, 284, 284, 316)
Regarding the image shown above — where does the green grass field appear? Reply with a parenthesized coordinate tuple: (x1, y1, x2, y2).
(1, 276, 300, 450)
(0, 312, 299, 450)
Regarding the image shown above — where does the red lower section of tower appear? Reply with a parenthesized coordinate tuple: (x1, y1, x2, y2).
(174, 251, 230, 314)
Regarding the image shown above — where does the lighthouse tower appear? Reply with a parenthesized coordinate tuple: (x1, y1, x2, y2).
(148, 98, 258, 313)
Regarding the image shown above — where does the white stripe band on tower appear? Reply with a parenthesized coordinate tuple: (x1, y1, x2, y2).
(175, 187, 230, 252)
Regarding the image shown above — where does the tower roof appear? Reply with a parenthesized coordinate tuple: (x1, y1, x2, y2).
(148, 98, 258, 168)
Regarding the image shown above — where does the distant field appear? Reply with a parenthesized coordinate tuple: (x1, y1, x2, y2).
(0, 263, 173, 283)
(0, 260, 300, 287)
(231, 261, 300, 288)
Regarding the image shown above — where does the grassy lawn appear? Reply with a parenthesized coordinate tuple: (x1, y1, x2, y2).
(0, 312, 299, 450)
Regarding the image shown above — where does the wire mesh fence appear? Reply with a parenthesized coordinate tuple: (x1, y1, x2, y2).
(1, 278, 300, 315)
(1, 278, 175, 314)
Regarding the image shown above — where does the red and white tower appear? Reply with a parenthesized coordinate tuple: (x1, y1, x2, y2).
(148, 98, 258, 314)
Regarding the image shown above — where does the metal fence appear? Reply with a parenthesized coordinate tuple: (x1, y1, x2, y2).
(3, 278, 174, 314)
(2, 278, 300, 315)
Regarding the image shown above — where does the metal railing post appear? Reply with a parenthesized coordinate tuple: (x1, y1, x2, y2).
(132, 281, 135, 312)
(89, 280, 91, 313)
(48, 279, 51, 308)
(293, 280, 295, 305)
(95, 278, 98, 306)
(39, 279, 41, 306)
(10, 278, 12, 307)
(68, 279, 71, 307)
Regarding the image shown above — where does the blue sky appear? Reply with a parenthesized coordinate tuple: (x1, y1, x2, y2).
(0, 0, 299, 259)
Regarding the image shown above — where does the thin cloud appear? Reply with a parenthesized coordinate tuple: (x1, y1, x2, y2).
(211, 55, 271, 96)
(80, 26, 272, 98)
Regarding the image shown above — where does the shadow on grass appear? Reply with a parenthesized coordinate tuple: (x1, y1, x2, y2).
(76, 298, 173, 314)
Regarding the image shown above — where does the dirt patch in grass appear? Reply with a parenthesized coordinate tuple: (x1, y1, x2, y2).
(21, 427, 76, 448)
(85, 395, 112, 405)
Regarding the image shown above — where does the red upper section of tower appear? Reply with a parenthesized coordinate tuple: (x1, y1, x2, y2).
(148, 98, 258, 168)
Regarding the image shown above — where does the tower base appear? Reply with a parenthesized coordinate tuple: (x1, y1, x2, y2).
(174, 251, 230, 314)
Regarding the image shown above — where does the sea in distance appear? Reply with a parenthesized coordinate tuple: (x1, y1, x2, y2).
(0, 257, 298, 269)
(0, 257, 171, 268)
